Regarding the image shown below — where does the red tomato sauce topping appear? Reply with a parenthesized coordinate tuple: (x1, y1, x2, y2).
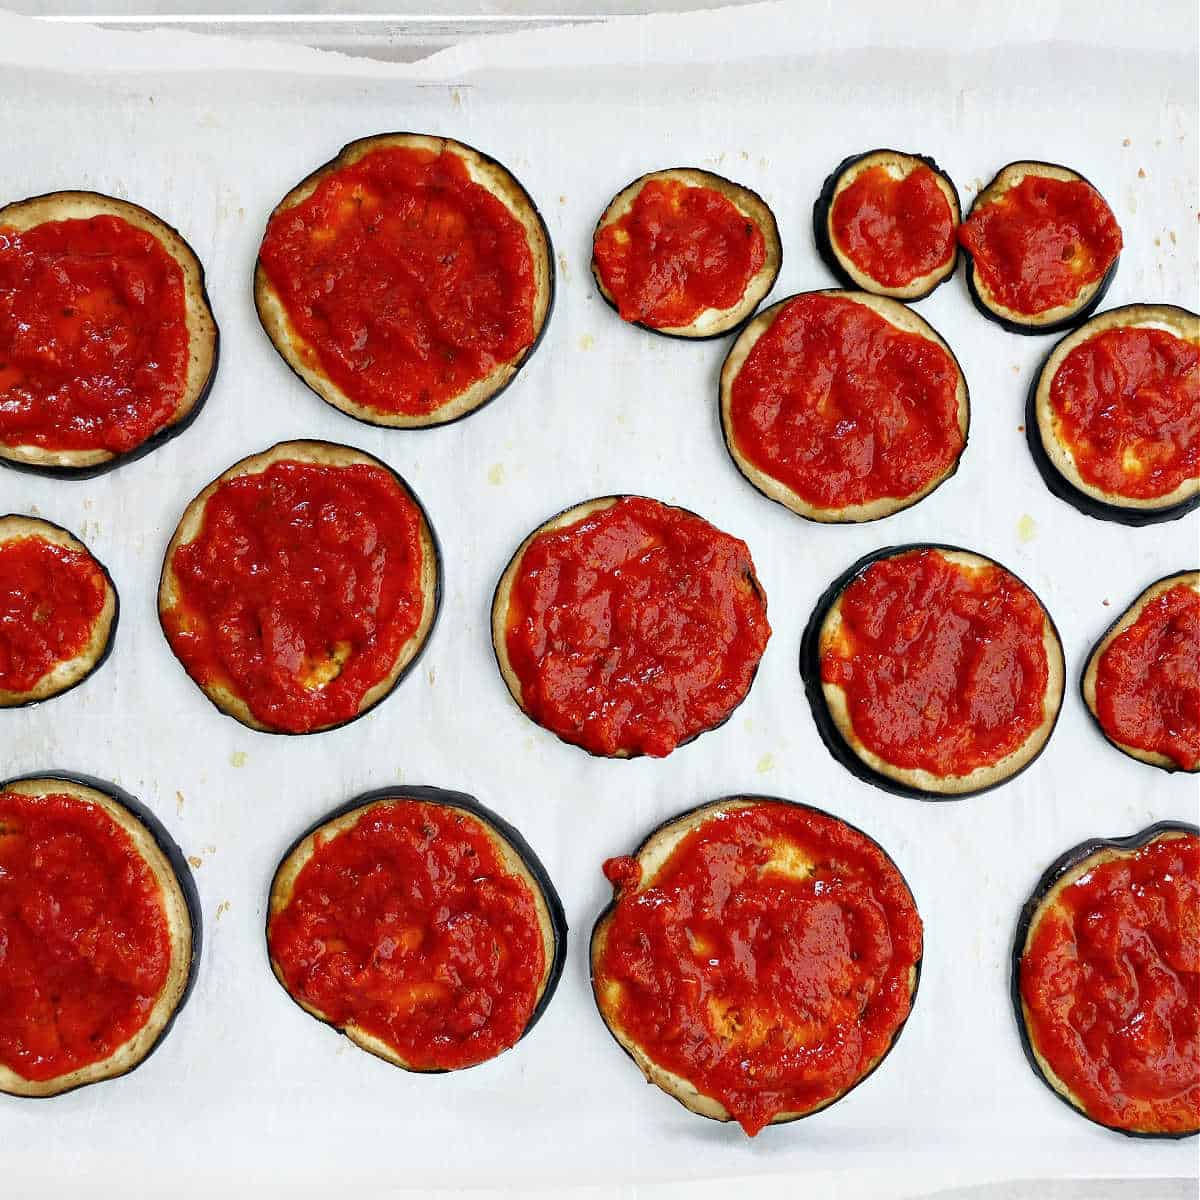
(830, 164, 956, 287)
(728, 294, 963, 511)
(0, 535, 108, 695)
(1020, 832, 1200, 1133)
(821, 550, 1051, 776)
(162, 460, 427, 733)
(268, 799, 546, 1071)
(597, 802, 922, 1136)
(503, 497, 770, 758)
(0, 790, 171, 1083)
(0, 215, 189, 454)
(257, 145, 537, 418)
(958, 174, 1122, 316)
(1049, 326, 1199, 500)
(592, 178, 766, 328)
(1094, 584, 1199, 770)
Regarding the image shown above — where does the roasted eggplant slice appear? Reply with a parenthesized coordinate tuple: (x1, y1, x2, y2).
(159, 439, 440, 735)
(0, 190, 218, 478)
(491, 495, 770, 758)
(958, 161, 1121, 334)
(0, 514, 118, 708)
(0, 773, 200, 1098)
(267, 785, 566, 1073)
(813, 149, 960, 300)
(1081, 570, 1199, 772)
(1028, 304, 1199, 525)
(255, 133, 554, 429)
(591, 168, 781, 338)
(1012, 821, 1199, 1138)
(720, 290, 968, 522)
(591, 796, 922, 1135)
(801, 544, 1065, 798)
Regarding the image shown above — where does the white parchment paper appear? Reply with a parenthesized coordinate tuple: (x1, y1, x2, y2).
(0, 4, 1197, 1196)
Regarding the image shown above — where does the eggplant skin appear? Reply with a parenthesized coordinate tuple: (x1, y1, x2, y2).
(265, 784, 567, 1073)
(1010, 821, 1200, 1139)
(0, 191, 219, 480)
(0, 515, 119, 710)
(800, 543, 1065, 800)
(0, 772, 201, 1100)
(590, 795, 922, 1129)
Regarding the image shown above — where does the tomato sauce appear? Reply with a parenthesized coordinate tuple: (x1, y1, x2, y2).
(1020, 832, 1199, 1133)
(1094, 584, 1199, 770)
(728, 294, 963, 510)
(597, 802, 922, 1136)
(830, 164, 956, 287)
(1049, 326, 1199, 500)
(503, 497, 770, 758)
(0, 535, 108, 694)
(162, 459, 427, 733)
(958, 174, 1122, 316)
(0, 215, 189, 454)
(257, 145, 537, 418)
(268, 799, 546, 1071)
(821, 550, 1050, 776)
(0, 789, 171, 1083)
(593, 178, 766, 328)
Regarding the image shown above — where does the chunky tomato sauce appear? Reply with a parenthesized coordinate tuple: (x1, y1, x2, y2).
(830, 164, 956, 287)
(593, 178, 766, 328)
(1094, 584, 1199, 770)
(503, 497, 770, 758)
(162, 460, 427, 733)
(0, 789, 171, 1083)
(1021, 832, 1200, 1133)
(269, 799, 546, 1071)
(728, 294, 963, 510)
(822, 550, 1051, 776)
(958, 174, 1122, 316)
(258, 145, 537, 417)
(0, 535, 108, 694)
(0, 215, 189, 454)
(1049, 326, 1199, 500)
(597, 803, 922, 1136)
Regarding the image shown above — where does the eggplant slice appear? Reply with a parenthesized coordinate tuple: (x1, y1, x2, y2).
(801, 543, 1065, 799)
(813, 149, 960, 301)
(0, 772, 200, 1099)
(591, 167, 782, 339)
(255, 133, 554, 429)
(960, 161, 1119, 335)
(0, 514, 118, 709)
(267, 784, 567, 1073)
(720, 290, 969, 522)
(1081, 570, 1200, 773)
(1011, 821, 1200, 1138)
(0, 191, 218, 478)
(1028, 304, 1200, 525)
(158, 439, 441, 735)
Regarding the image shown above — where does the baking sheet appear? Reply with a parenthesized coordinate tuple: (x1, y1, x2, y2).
(0, 3, 1197, 1196)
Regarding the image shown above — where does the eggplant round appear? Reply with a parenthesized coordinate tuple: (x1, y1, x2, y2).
(960, 161, 1120, 335)
(255, 133, 554, 429)
(266, 784, 567, 1073)
(720, 290, 969, 522)
(0, 514, 118, 709)
(0, 190, 218, 479)
(801, 543, 1065, 799)
(1011, 820, 1199, 1138)
(0, 772, 200, 1099)
(1027, 304, 1200, 525)
(158, 439, 441, 735)
(812, 149, 960, 301)
(1081, 570, 1200, 773)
